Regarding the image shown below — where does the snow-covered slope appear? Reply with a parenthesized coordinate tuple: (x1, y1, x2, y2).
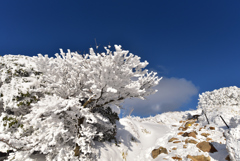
(94, 109, 230, 161)
(0, 109, 237, 161)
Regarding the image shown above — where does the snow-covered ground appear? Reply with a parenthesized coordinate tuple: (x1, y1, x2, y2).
(94, 109, 230, 161)
(1, 108, 239, 161)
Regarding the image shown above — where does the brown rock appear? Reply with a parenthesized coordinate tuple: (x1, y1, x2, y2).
(172, 156, 182, 160)
(173, 141, 181, 143)
(185, 139, 198, 144)
(206, 138, 212, 142)
(187, 155, 211, 161)
(199, 127, 203, 131)
(182, 127, 189, 131)
(201, 133, 210, 137)
(209, 127, 215, 130)
(194, 123, 199, 126)
(151, 146, 168, 159)
(172, 147, 177, 150)
(183, 144, 187, 148)
(197, 141, 218, 153)
(182, 131, 197, 138)
(169, 137, 179, 142)
(225, 155, 230, 161)
(178, 132, 184, 135)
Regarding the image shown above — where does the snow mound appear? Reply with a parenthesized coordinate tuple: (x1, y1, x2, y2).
(225, 117, 240, 161)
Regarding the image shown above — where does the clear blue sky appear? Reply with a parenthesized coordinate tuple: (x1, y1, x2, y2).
(1, 1, 240, 116)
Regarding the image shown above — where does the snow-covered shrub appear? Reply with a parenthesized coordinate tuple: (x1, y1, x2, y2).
(0, 45, 161, 160)
(198, 86, 240, 111)
(197, 86, 240, 126)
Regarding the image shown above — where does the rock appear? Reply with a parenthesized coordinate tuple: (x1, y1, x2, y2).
(172, 147, 177, 150)
(197, 141, 218, 153)
(209, 127, 215, 130)
(187, 155, 211, 161)
(225, 155, 230, 161)
(151, 146, 168, 159)
(206, 138, 212, 142)
(201, 133, 210, 137)
(178, 132, 184, 135)
(169, 137, 179, 142)
(185, 139, 198, 144)
(182, 131, 197, 138)
(182, 127, 189, 131)
(172, 156, 182, 160)
(183, 144, 187, 148)
(173, 141, 181, 143)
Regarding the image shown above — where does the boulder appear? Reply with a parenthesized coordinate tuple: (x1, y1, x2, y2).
(151, 146, 168, 159)
(196, 141, 218, 153)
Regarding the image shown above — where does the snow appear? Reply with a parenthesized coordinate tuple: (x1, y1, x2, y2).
(1, 103, 238, 161)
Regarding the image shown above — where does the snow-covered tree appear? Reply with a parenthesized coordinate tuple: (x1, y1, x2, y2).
(197, 86, 240, 126)
(198, 86, 240, 112)
(0, 45, 161, 161)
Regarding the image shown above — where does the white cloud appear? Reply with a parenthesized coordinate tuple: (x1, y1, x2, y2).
(121, 77, 199, 117)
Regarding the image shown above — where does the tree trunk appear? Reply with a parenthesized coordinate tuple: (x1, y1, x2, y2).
(74, 117, 85, 156)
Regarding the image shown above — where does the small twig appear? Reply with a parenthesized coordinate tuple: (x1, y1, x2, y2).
(82, 96, 94, 108)
(128, 108, 134, 116)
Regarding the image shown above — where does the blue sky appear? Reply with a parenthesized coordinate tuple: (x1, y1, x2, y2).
(1, 1, 240, 117)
